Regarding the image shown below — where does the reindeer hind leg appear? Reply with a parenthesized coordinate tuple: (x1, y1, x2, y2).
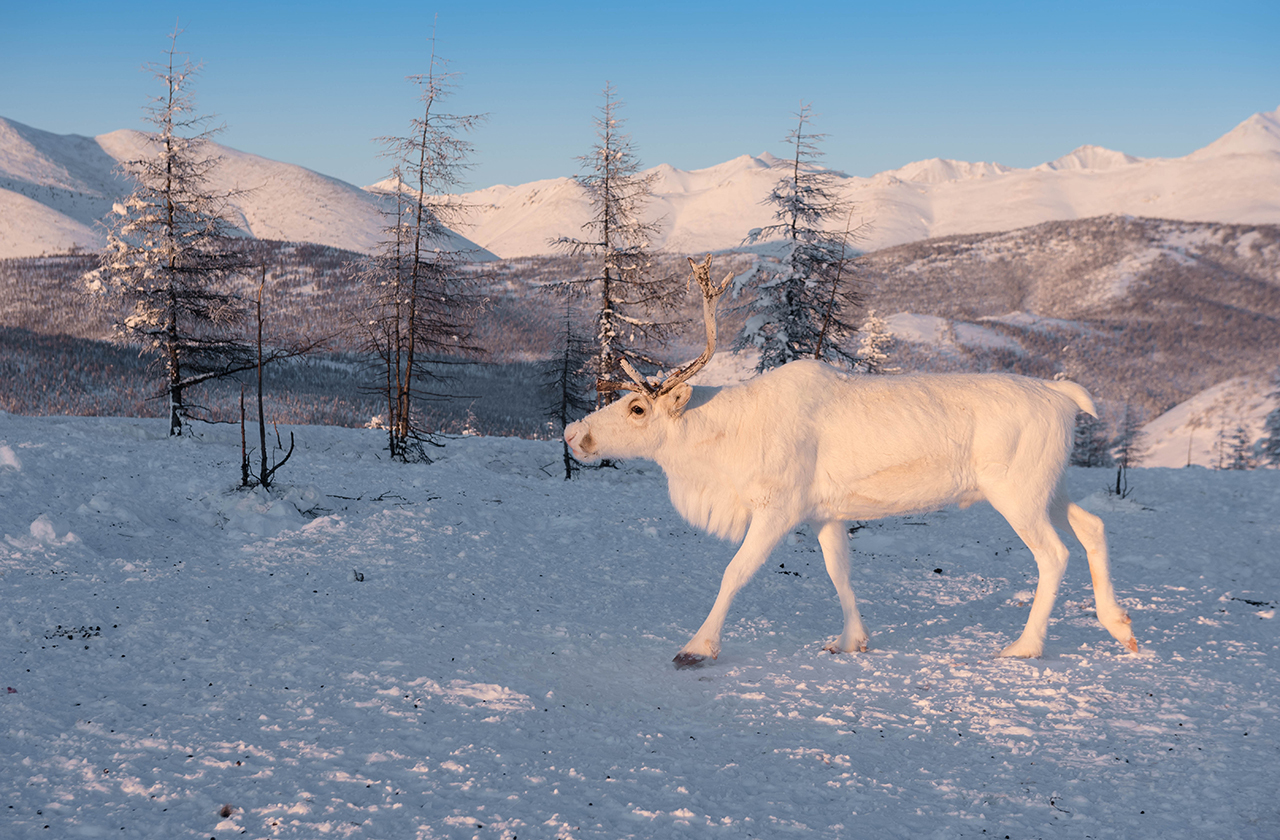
(987, 488, 1071, 659)
(1055, 491, 1137, 652)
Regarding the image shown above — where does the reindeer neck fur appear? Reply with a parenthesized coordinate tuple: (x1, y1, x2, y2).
(651, 366, 821, 542)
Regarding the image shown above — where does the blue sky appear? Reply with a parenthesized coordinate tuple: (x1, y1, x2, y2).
(3, 1, 1278, 189)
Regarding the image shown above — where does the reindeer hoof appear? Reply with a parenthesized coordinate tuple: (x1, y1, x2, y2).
(673, 652, 710, 670)
(997, 641, 1042, 659)
(823, 639, 869, 654)
(1124, 636, 1139, 653)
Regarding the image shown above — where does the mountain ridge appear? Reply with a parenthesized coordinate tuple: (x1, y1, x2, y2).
(2, 106, 1279, 259)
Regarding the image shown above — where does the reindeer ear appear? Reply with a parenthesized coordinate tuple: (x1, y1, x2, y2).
(662, 383, 694, 417)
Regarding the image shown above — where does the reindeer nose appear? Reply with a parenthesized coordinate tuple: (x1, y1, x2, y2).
(564, 423, 582, 448)
(564, 422, 591, 459)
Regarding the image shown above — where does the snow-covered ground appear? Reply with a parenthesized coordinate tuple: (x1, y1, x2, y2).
(2, 413, 1277, 839)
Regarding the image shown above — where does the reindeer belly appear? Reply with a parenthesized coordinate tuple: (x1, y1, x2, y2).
(818, 455, 978, 520)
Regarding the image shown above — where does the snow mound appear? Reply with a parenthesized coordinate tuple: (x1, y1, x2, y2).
(203, 484, 323, 537)
(5, 513, 79, 550)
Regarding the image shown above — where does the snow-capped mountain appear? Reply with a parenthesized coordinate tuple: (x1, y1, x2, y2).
(460, 106, 1280, 259)
(2, 107, 1279, 259)
(0, 117, 493, 259)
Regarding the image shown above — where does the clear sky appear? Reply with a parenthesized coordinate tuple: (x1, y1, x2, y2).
(3, 1, 1278, 190)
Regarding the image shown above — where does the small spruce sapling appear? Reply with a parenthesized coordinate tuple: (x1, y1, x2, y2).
(1071, 411, 1113, 468)
(542, 293, 595, 479)
(1109, 404, 1148, 497)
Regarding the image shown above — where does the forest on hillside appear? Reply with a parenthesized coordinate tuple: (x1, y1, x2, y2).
(2, 216, 1278, 441)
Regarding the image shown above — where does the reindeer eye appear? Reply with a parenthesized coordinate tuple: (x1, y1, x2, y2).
(630, 403, 646, 417)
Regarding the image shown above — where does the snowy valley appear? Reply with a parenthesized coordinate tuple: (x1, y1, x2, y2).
(4, 213, 1277, 466)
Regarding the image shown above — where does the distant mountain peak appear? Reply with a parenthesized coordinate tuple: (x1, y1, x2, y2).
(5, 106, 1280, 260)
(1039, 145, 1140, 171)
(0, 119, 494, 259)
(882, 157, 1013, 184)
(1190, 105, 1280, 158)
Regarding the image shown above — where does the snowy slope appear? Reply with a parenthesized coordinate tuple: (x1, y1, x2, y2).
(0, 117, 493, 259)
(5, 106, 1280, 260)
(1141, 377, 1279, 468)
(2, 414, 1278, 838)
(465, 105, 1280, 258)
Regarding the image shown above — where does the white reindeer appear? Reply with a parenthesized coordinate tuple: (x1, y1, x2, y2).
(565, 256, 1138, 668)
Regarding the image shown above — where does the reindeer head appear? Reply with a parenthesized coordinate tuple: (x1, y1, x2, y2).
(564, 255, 732, 462)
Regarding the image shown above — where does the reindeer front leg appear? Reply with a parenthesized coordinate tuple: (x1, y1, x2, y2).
(675, 513, 792, 669)
(816, 520, 870, 653)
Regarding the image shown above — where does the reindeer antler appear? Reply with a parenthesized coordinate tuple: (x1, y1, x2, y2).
(594, 255, 732, 398)
(655, 255, 733, 396)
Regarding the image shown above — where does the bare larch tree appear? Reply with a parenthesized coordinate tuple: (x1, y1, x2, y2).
(358, 44, 485, 461)
(552, 83, 675, 403)
(86, 28, 251, 436)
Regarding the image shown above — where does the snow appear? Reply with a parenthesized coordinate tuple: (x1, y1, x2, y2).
(1141, 377, 1279, 469)
(1078, 243, 1196, 306)
(0, 118, 494, 260)
(1037, 145, 1140, 172)
(980, 310, 1097, 335)
(6, 106, 1280, 259)
(456, 105, 1280, 259)
(1188, 107, 1280, 159)
(2, 412, 1277, 838)
(884, 313, 1023, 354)
(880, 158, 1014, 184)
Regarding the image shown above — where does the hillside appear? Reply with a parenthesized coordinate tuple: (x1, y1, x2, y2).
(4, 107, 1280, 260)
(2, 216, 1277, 464)
(858, 216, 1280, 423)
(461, 106, 1280, 258)
(0, 118, 493, 260)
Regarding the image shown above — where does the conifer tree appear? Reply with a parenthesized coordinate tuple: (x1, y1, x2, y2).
(1109, 403, 1148, 496)
(737, 104, 865, 372)
(86, 29, 251, 436)
(1071, 412, 1113, 468)
(553, 84, 674, 403)
(1259, 367, 1280, 468)
(855, 308, 899, 374)
(1224, 422, 1257, 470)
(358, 44, 485, 461)
(542, 294, 595, 479)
